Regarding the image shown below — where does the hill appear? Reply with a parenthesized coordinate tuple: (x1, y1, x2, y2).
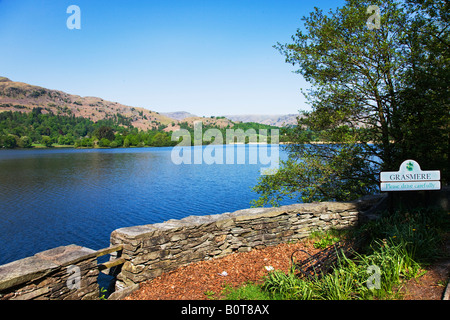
(0, 77, 289, 149)
(179, 116, 235, 128)
(161, 111, 198, 120)
(0, 77, 241, 131)
(0, 77, 175, 131)
(223, 114, 299, 127)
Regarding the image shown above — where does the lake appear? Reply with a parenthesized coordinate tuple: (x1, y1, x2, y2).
(0, 145, 296, 265)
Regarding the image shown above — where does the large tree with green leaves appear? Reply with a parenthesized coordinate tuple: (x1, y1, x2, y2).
(252, 0, 449, 206)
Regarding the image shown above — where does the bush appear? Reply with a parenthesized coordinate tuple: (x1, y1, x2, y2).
(99, 138, 111, 147)
(79, 137, 93, 147)
(18, 136, 32, 148)
(41, 136, 53, 147)
(260, 270, 315, 300)
(2, 135, 17, 148)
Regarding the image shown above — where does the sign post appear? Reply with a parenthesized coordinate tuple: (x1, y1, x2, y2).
(380, 160, 441, 212)
(380, 160, 441, 192)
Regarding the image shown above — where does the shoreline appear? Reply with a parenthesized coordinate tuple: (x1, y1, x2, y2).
(3, 142, 286, 151)
(1, 140, 381, 151)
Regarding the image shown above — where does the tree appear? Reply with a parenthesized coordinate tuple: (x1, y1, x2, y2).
(151, 132, 170, 147)
(113, 134, 124, 147)
(19, 136, 32, 148)
(394, 0, 450, 182)
(41, 135, 53, 147)
(99, 138, 111, 147)
(94, 126, 115, 141)
(123, 137, 131, 148)
(3, 135, 17, 148)
(252, 0, 449, 206)
(58, 134, 74, 145)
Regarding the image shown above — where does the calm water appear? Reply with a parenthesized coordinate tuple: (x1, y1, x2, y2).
(0, 145, 295, 265)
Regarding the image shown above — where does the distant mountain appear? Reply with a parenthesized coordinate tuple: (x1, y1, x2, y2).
(180, 116, 235, 129)
(223, 114, 299, 127)
(161, 111, 197, 120)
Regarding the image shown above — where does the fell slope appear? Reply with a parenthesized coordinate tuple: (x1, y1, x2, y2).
(0, 77, 174, 131)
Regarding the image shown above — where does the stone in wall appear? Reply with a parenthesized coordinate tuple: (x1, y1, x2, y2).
(110, 194, 384, 290)
(0, 245, 99, 300)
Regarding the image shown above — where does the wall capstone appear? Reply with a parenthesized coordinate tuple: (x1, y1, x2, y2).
(0, 245, 99, 300)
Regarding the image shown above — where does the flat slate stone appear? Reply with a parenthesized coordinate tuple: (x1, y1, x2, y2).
(0, 245, 97, 292)
(35, 245, 96, 266)
(0, 256, 58, 291)
(112, 225, 158, 239)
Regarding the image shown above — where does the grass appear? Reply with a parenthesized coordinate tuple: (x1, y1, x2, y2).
(222, 207, 449, 300)
(223, 282, 274, 300)
(308, 228, 346, 249)
(31, 143, 74, 149)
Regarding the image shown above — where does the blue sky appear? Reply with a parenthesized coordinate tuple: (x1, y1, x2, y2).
(0, 0, 345, 116)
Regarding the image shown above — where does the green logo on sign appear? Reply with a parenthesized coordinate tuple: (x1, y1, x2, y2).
(406, 161, 414, 171)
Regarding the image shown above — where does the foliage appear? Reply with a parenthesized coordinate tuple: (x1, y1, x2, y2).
(0, 109, 176, 149)
(99, 287, 108, 300)
(309, 229, 343, 249)
(252, 0, 449, 206)
(18, 135, 32, 148)
(223, 207, 448, 300)
(178, 120, 286, 144)
(41, 135, 53, 147)
(355, 207, 449, 262)
(0, 108, 291, 149)
(94, 126, 115, 141)
(222, 282, 273, 300)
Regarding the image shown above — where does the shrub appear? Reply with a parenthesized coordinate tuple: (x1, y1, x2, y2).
(19, 136, 32, 148)
(99, 138, 111, 147)
(41, 135, 53, 147)
(2, 135, 17, 148)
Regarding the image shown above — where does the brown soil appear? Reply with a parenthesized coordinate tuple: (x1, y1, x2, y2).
(124, 241, 320, 300)
(124, 239, 449, 301)
(402, 236, 450, 300)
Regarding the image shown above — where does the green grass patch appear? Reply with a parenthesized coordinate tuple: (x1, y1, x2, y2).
(223, 282, 274, 300)
(308, 228, 347, 249)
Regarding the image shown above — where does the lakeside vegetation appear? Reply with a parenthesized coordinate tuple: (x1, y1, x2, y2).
(0, 108, 295, 149)
(0, 107, 175, 148)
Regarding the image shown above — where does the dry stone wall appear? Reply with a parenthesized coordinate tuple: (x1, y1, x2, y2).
(0, 194, 387, 299)
(1, 187, 448, 299)
(0, 245, 98, 300)
(110, 195, 384, 290)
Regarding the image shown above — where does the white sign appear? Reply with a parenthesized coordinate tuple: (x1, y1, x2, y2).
(380, 160, 440, 191)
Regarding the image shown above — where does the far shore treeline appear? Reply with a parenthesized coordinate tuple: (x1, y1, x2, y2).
(0, 107, 304, 149)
